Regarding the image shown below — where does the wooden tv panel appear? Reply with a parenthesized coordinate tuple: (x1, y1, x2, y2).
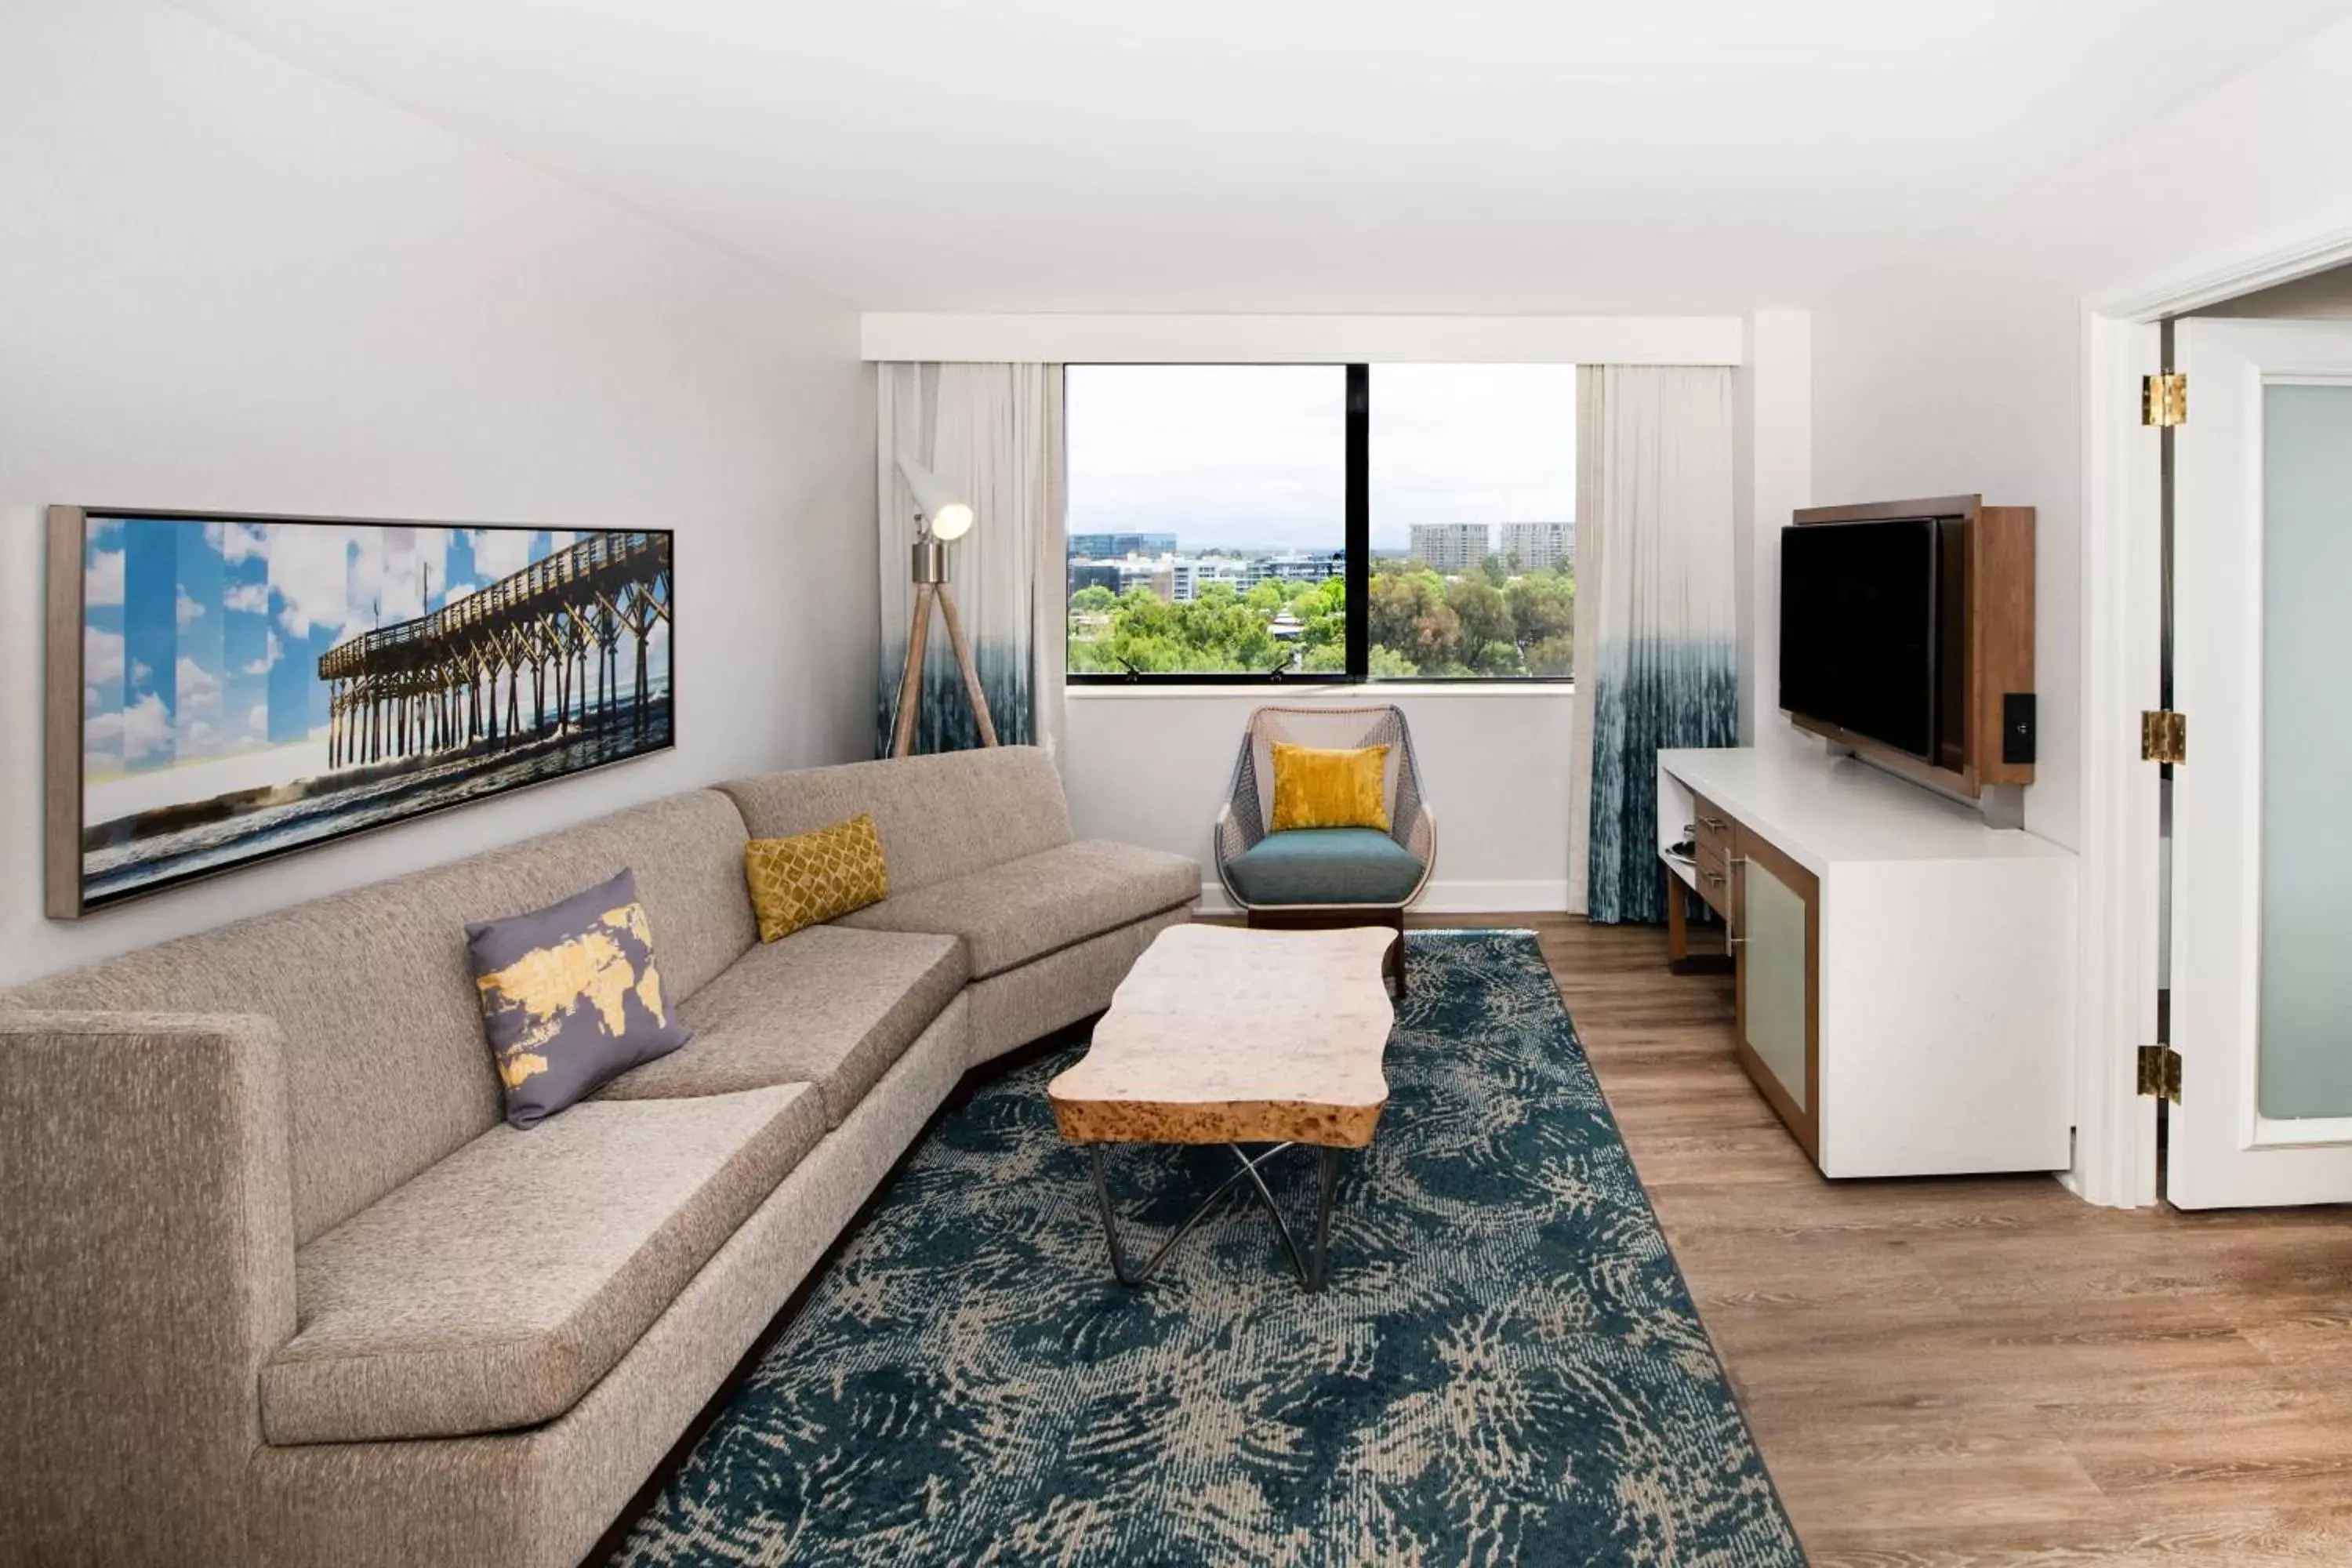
(1787, 495, 2034, 800)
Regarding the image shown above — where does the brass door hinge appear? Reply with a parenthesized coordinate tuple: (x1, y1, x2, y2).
(2143, 372, 2188, 427)
(2138, 1044, 2183, 1103)
(2141, 710, 2187, 764)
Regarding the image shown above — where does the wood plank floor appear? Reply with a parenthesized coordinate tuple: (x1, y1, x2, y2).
(1438, 913, 2352, 1566)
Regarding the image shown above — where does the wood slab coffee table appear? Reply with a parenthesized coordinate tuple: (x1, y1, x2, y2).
(1047, 923, 1396, 1293)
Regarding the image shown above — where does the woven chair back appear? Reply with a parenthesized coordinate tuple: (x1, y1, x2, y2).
(1228, 705, 1425, 850)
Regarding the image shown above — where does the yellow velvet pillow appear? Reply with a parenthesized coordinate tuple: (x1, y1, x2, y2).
(1269, 742, 1391, 833)
(743, 813, 890, 943)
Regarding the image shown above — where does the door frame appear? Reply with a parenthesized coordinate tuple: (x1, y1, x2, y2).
(2078, 219, 2352, 1207)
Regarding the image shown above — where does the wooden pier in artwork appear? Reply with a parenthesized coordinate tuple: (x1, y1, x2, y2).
(318, 530, 673, 768)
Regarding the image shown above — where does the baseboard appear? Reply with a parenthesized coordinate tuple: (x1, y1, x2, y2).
(1194, 878, 1571, 917)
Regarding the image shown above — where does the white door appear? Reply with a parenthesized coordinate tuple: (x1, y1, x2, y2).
(2170, 318, 2352, 1207)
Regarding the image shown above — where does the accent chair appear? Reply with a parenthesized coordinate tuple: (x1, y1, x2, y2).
(1212, 704, 1436, 991)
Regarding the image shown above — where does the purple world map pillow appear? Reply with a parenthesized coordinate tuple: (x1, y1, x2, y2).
(465, 868, 691, 1127)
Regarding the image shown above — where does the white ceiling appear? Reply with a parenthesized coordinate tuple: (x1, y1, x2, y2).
(173, 0, 2352, 313)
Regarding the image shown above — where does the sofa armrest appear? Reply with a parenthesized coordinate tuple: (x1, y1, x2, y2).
(0, 1010, 296, 1566)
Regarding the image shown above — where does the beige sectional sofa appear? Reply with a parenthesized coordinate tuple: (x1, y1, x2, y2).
(0, 746, 1196, 1568)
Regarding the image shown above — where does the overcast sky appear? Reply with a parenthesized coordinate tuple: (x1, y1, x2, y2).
(1065, 364, 1576, 553)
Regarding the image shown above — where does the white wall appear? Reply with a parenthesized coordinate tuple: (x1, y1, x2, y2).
(1810, 13, 2352, 855)
(1813, 262, 2086, 844)
(1734, 310, 1814, 753)
(0, 1, 873, 984)
(1065, 688, 1575, 912)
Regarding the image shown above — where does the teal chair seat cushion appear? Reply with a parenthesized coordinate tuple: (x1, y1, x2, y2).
(1225, 829, 1425, 907)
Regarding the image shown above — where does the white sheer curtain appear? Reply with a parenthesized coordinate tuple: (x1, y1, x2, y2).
(875, 363, 1066, 760)
(1566, 365, 1739, 921)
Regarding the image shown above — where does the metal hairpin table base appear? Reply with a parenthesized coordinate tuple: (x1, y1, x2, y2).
(1088, 1142, 1345, 1294)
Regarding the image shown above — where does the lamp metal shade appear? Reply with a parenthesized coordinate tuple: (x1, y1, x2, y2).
(897, 454, 975, 540)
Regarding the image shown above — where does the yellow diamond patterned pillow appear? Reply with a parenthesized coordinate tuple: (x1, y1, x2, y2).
(745, 813, 890, 943)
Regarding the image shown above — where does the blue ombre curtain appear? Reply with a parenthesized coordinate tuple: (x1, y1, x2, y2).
(1569, 365, 1740, 924)
(875, 363, 1066, 759)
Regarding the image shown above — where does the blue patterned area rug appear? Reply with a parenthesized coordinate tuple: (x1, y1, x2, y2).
(615, 930, 1803, 1567)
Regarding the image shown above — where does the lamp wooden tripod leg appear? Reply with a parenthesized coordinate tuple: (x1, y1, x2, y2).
(891, 583, 1000, 758)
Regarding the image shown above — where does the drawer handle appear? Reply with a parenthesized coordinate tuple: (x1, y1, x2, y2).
(1700, 815, 1729, 831)
(1701, 870, 1725, 884)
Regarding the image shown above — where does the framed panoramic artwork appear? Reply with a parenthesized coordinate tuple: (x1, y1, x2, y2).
(45, 506, 676, 917)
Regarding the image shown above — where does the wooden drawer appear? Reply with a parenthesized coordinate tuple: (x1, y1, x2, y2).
(1692, 793, 1736, 871)
(1692, 841, 1733, 918)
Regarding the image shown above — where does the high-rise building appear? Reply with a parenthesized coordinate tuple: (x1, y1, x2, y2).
(1408, 523, 1491, 574)
(1067, 532, 1178, 560)
(1498, 521, 1574, 573)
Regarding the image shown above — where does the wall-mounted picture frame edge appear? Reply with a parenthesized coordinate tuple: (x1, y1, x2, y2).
(45, 504, 89, 920)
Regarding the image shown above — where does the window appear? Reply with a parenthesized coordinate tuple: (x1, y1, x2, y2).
(1065, 363, 1574, 683)
(1368, 365, 1577, 679)
(1065, 365, 1348, 677)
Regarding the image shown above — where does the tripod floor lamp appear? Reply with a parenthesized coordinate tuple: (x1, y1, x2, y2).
(891, 455, 1000, 757)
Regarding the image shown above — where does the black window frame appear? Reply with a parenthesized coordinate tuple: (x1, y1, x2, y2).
(1062, 361, 1575, 686)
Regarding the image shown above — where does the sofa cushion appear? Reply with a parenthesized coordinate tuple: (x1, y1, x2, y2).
(718, 747, 1072, 896)
(839, 840, 1200, 979)
(260, 1086, 821, 1446)
(1224, 828, 1426, 906)
(595, 926, 965, 1125)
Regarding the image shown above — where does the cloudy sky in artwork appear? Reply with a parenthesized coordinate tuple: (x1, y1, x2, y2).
(81, 518, 617, 779)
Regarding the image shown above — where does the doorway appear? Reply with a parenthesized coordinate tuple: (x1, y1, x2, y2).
(2161, 301, 2352, 1207)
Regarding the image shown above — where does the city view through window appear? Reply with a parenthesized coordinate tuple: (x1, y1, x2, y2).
(1065, 364, 1576, 679)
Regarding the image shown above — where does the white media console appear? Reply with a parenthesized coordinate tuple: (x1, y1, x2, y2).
(1657, 746, 2077, 1178)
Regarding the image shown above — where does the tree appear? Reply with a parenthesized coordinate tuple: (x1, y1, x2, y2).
(1295, 575, 1346, 660)
(1176, 583, 1281, 670)
(1524, 633, 1574, 678)
(1505, 571, 1574, 648)
(1077, 581, 1285, 674)
(1300, 641, 1348, 673)
(1469, 639, 1520, 675)
(1479, 554, 1510, 589)
(1368, 567, 1459, 672)
(1446, 577, 1515, 663)
(1069, 583, 1117, 614)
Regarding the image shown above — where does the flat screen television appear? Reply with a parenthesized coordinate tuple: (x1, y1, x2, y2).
(1779, 517, 1944, 761)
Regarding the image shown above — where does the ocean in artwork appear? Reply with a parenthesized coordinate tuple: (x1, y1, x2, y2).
(75, 515, 674, 909)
